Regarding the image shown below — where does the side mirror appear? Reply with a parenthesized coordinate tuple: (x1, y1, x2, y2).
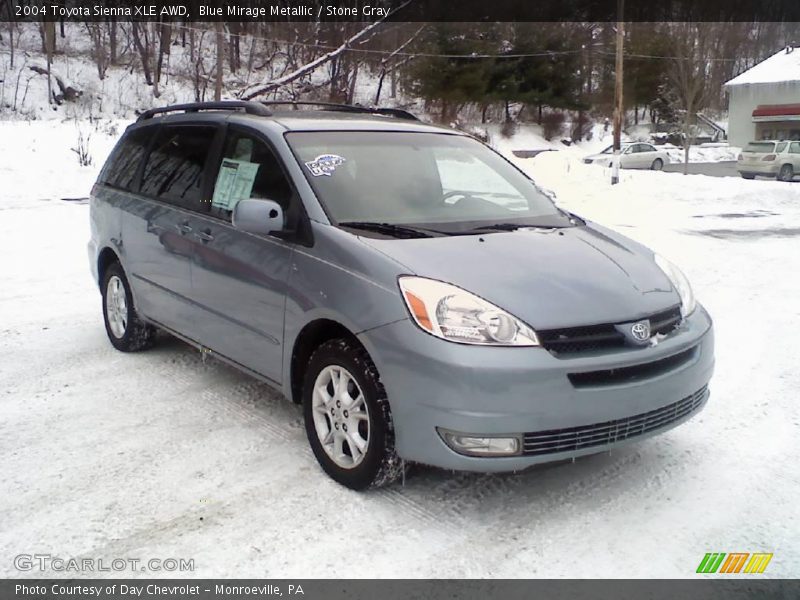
(232, 199, 284, 236)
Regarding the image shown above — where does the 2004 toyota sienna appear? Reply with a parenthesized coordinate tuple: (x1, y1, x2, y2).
(89, 101, 715, 489)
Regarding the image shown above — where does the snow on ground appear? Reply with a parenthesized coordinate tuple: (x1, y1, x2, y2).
(0, 120, 123, 206)
(658, 143, 741, 164)
(1, 121, 799, 578)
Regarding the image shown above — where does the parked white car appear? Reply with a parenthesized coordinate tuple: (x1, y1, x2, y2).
(584, 143, 670, 170)
(737, 140, 800, 181)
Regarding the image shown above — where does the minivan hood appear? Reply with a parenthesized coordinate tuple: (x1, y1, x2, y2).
(359, 224, 680, 330)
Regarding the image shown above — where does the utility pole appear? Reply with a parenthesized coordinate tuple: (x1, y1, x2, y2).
(611, 0, 624, 185)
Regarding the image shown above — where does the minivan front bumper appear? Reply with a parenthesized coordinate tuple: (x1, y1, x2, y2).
(358, 306, 714, 472)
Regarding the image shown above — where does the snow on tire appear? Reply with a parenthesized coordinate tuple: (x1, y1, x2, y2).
(303, 338, 405, 490)
(101, 261, 156, 352)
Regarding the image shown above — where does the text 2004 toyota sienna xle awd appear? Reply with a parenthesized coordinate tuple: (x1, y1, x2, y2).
(89, 101, 714, 490)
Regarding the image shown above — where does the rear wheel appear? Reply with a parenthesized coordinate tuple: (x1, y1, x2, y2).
(651, 158, 664, 171)
(303, 338, 405, 490)
(741, 173, 755, 180)
(102, 262, 156, 352)
(778, 164, 794, 182)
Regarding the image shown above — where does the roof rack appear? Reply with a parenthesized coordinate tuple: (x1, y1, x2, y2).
(137, 101, 272, 121)
(135, 100, 418, 122)
(260, 101, 419, 121)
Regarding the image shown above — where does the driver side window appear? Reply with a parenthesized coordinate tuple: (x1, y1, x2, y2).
(206, 129, 293, 223)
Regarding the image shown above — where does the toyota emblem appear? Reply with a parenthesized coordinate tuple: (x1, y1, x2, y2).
(630, 320, 651, 342)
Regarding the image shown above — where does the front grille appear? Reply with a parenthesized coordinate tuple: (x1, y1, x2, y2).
(522, 385, 708, 456)
(568, 347, 696, 388)
(537, 305, 682, 356)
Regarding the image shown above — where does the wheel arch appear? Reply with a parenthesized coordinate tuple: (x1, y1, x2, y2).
(97, 246, 121, 289)
(289, 318, 366, 404)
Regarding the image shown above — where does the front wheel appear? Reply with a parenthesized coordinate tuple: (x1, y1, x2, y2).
(651, 158, 664, 171)
(303, 338, 405, 490)
(101, 262, 156, 352)
(740, 173, 755, 180)
(778, 164, 794, 182)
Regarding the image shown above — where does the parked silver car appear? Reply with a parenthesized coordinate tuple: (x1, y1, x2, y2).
(584, 142, 670, 170)
(738, 140, 800, 181)
(89, 101, 714, 489)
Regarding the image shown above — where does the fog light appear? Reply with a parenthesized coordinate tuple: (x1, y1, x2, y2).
(438, 429, 522, 457)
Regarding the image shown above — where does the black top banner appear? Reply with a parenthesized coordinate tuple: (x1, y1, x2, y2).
(3, 0, 800, 22)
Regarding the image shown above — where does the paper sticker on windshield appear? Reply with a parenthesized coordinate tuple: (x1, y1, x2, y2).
(305, 154, 346, 177)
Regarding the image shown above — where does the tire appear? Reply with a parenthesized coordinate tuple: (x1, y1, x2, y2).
(101, 261, 156, 352)
(303, 338, 405, 490)
(778, 164, 794, 182)
(741, 173, 755, 180)
(651, 158, 663, 171)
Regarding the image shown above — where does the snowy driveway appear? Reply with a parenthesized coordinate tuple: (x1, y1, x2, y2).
(1, 134, 799, 579)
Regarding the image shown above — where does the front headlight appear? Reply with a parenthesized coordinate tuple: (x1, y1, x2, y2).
(655, 254, 696, 317)
(398, 276, 539, 346)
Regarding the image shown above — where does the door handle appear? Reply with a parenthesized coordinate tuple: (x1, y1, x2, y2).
(195, 229, 215, 243)
(175, 222, 193, 235)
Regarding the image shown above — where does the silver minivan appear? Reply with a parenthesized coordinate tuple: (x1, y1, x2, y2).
(89, 101, 715, 489)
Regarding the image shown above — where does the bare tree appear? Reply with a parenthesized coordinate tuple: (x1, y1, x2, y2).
(668, 22, 714, 174)
(239, 19, 388, 100)
(85, 22, 109, 80)
(154, 21, 172, 97)
(108, 20, 117, 65)
(1, 0, 16, 69)
(215, 21, 224, 101)
(43, 21, 56, 104)
(131, 22, 154, 87)
(375, 25, 424, 104)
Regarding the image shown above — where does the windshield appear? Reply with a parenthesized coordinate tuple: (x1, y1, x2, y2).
(745, 142, 775, 152)
(286, 131, 571, 234)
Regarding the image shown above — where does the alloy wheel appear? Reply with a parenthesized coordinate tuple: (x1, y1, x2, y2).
(105, 275, 128, 338)
(311, 365, 370, 469)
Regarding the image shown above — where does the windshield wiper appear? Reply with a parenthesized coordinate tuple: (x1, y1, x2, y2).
(471, 223, 525, 232)
(339, 221, 434, 239)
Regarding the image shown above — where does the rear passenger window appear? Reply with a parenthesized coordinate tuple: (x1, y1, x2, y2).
(140, 125, 217, 208)
(206, 129, 293, 221)
(99, 128, 151, 191)
(791, 142, 800, 154)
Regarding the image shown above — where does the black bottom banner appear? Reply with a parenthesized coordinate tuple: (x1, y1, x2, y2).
(2, 579, 799, 600)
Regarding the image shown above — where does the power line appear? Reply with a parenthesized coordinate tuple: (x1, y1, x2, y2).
(178, 22, 744, 62)
(173, 22, 585, 59)
(599, 50, 738, 62)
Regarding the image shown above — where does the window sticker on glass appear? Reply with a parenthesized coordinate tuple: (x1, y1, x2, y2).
(305, 154, 346, 177)
(212, 158, 260, 210)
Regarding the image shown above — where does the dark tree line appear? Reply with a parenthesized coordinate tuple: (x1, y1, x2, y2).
(407, 21, 800, 134)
